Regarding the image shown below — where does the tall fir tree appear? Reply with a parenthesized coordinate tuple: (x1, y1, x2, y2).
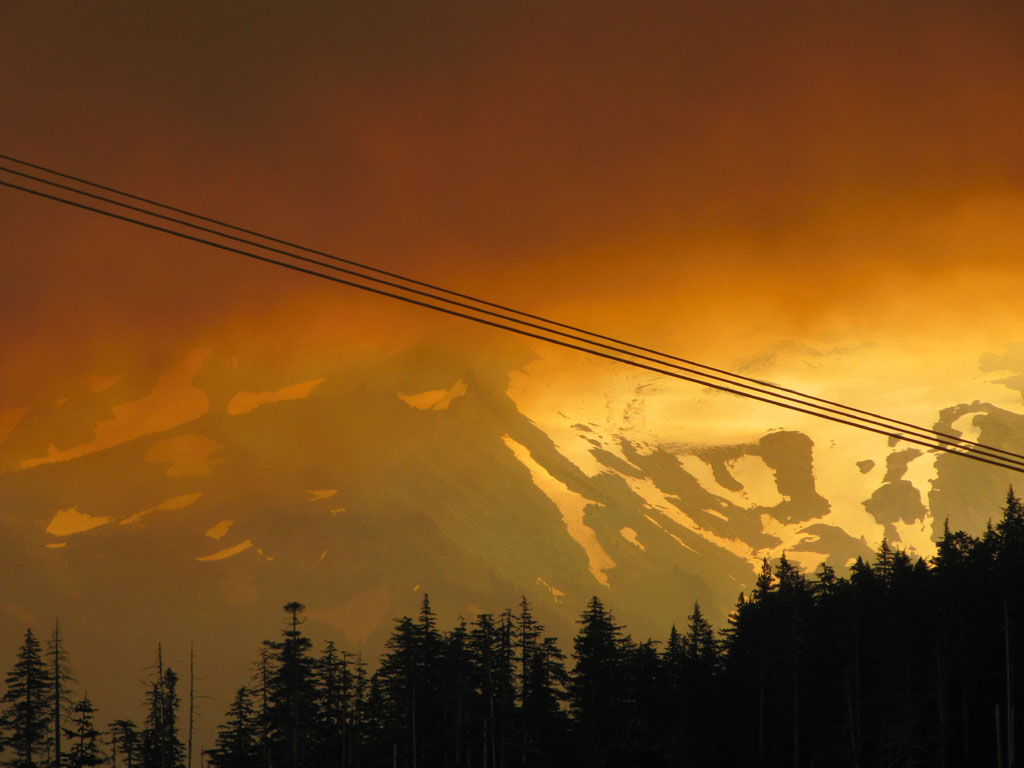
(206, 688, 258, 768)
(62, 697, 103, 768)
(249, 647, 273, 768)
(45, 620, 74, 768)
(439, 619, 474, 768)
(313, 641, 354, 768)
(140, 650, 185, 768)
(264, 602, 317, 768)
(570, 597, 629, 768)
(521, 636, 570, 765)
(107, 719, 138, 768)
(684, 601, 717, 670)
(0, 628, 53, 768)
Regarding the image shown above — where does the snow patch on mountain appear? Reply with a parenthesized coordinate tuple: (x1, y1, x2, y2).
(951, 411, 983, 444)
(205, 520, 234, 541)
(226, 377, 325, 416)
(784, 549, 831, 574)
(804, 423, 887, 547)
(727, 455, 787, 506)
(121, 492, 202, 526)
(144, 433, 222, 477)
(83, 374, 121, 393)
(536, 577, 566, 602)
(22, 348, 212, 469)
(307, 489, 338, 501)
(502, 435, 615, 586)
(902, 451, 939, 505)
(621, 471, 754, 565)
(197, 540, 253, 562)
(677, 455, 745, 506)
(46, 507, 113, 536)
(620, 527, 645, 550)
(0, 406, 28, 445)
(678, 454, 784, 509)
(643, 514, 698, 553)
(892, 516, 937, 559)
(309, 586, 392, 644)
(399, 379, 467, 411)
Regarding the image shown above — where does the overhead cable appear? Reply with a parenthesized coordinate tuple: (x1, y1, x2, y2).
(1, 159, 1021, 475)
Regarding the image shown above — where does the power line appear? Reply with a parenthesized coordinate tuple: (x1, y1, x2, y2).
(6, 163, 1014, 465)
(1, 163, 1022, 475)
(2, 153, 1009, 464)
(4, 173, 1021, 473)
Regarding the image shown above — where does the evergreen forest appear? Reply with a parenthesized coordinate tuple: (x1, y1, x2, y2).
(5, 490, 1024, 768)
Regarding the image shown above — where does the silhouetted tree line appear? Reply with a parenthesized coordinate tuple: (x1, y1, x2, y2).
(5, 490, 1024, 767)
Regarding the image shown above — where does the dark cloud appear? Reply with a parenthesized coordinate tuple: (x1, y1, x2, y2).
(2, 0, 1024, 400)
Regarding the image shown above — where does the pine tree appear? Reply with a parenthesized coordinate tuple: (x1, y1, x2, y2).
(140, 654, 185, 768)
(415, 595, 446, 767)
(814, 562, 839, 600)
(513, 598, 541, 709)
(511, 598, 544, 764)
(185, 644, 196, 768)
(264, 602, 317, 768)
(46, 620, 74, 768)
(440, 620, 474, 767)
(753, 557, 775, 602)
(493, 610, 516, 768)
(350, 654, 369, 765)
(0, 628, 53, 768)
(313, 641, 353, 768)
(521, 636, 569, 764)
(374, 596, 447, 768)
(107, 720, 139, 768)
(622, 638, 663, 765)
(375, 615, 418, 766)
(62, 697, 103, 768)
(660, 623, 691, 765)
(249, 648, 273, 768)
(685, 601, 717, 670)
(570, 597, 629, 768)
(468, 612, 508, 768)
(206, 688, 258, 768)
(874, 537, 895, 585)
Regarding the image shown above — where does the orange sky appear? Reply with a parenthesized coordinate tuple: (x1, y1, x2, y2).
(2, 1, 1024, 408)
(6, 6, 1024, 745)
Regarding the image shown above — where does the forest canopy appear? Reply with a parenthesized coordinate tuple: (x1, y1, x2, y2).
(4, 490, 1024, 767)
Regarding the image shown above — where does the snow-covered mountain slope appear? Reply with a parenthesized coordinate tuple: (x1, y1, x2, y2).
(1, 338, 1022, 739)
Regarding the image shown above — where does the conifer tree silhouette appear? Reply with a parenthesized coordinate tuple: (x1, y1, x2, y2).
(63, 696, 103, 768)
(0, 629, 52, 768)
(107, 719, 139, 768)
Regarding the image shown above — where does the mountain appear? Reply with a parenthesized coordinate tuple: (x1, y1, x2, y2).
(1, 338, 1021, 746)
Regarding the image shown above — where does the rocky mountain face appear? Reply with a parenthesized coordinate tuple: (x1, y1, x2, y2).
(0, 339, 1020, 740)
